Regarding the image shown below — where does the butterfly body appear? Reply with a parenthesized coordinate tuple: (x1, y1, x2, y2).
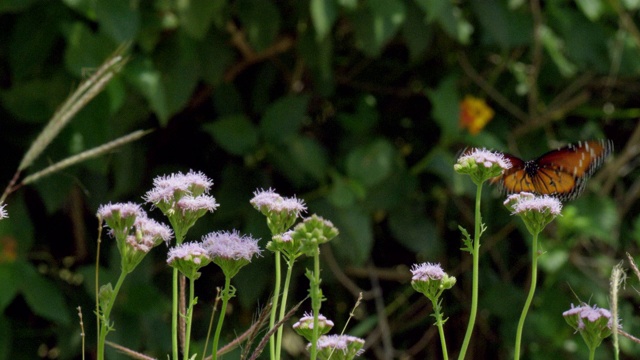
(498, 140, 613, 201)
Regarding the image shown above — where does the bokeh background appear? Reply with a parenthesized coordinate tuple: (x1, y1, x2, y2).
(1, 0, 639, 359)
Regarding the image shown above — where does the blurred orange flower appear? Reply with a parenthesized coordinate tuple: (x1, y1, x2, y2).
(459, 95, 494, 135)
(0, 236, 17, 263)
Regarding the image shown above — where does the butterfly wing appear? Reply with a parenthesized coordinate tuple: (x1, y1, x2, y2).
(497, 140, 613, 201)
(533, 139, 613, 200)
(500, 139, 613, 201)
(499, 153, 539, 194)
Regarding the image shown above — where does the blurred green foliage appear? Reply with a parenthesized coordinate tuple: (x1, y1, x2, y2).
(0, 0, 639, 359)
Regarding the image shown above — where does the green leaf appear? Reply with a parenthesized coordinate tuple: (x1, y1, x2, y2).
(539, 25, 577, 77)
(17, 261, 71, 325)
(287, 136, 329, 181)
(470, 0, 532, 48)
(337, 95, 379, 133)
(204, 114, 259, 155)
(0, 264, 19, 312)
(8, 5, 62, 79)
(575, 0, 604, 21)
(310, 0, 338, 40)
(178, 0, 222, 39)
(389, 205, 440, 255)
(61, 0, 95, 17)
(402, 1, 432, 62)
(426, 75, 460, 143)
(236, 0, 281, 52)
(63, 22, 114, 77)
(0, 0, 40, 12)
(351, 0, 406, 57)
(346, 139, 396, 188)
(260, 95, 310, 143)
(199, 30, 235, 86)
(415, 0, 473, 44)
(96, 0, 140, 42)
(311, 201, 373, 266)
(328, 173, 366, 208)
(125, 57, 169, 124)
(156, 34, 201, 121)
(299, 30, 335, 95)
(1, 77, 67, 123)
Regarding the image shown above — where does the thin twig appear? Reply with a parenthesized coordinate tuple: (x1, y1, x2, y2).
(105, 341, 157, 360)
(368, 264, 394, 358)
(457, 52, 529, 122)
(626, 253, 640, 283)
(241, 303, 273, 360)
(17, 45, 129, 172)
(248, 298, 307, 360)
(17, 130, 151, 189)
(528, 0, 543, 118)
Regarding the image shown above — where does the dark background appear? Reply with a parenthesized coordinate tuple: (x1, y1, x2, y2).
(0, 0, 639, 359)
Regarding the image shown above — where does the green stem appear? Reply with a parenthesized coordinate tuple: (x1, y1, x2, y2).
(275, 257, 296, 360)
(514, 231, 539, 360)
(172, 268, 179, 360)
(212, 276, 232, 360)
(269, 251, 282, 360)
(458, 183, 483, 360)
(589, 346, 595, 360)
(97, 270, 128, 360)
(172, 233, 185, 360)
(310, 250, 322, 360)
(184, 277, 196, 360)
(430, 296, 449, 360)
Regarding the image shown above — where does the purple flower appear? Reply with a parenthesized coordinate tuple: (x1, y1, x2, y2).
(203, 230, 261, 261)
(167, 241, 212, 280)
(563, 303, 613, 331)
(410, 262, 456, 298)
(250, 188, 307, 234)
(97, 202, 144, 221)
(410, 262, 445, 282)
(176, 195, 219, 214)
(167, 241, 210, 265)
(203, 230, 261, 278)
(455, 148, 511, 185)
(0, 203, 8, 220)
(143, 170, 217, 242)
(144, 170, 214, 204)
(136, 216, 174, 245)
(126, 216, 174, 253)
(293, 313, 335, 341)
(457, 148, 512, 170)
(503, 192, 562, 235)
(510, 194, 562, 216)
(250, 188, 283, 211)
(309, 334, 365, 359)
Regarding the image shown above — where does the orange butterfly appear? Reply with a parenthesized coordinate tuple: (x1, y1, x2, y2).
(498, 139, 613, 201)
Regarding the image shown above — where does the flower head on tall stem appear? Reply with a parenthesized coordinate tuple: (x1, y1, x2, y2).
(97, 202, 173, 273)
(563, 303, 615, 351)
(291, 215, 339, 257)
(143, 170, 218, 243)
(293, 313, 334, 341)
(308, 334, 365, 360)
(504, 192, 562, 235)
(167, 241, 211, 280)
(203, 230, 261, 278)
(411, 262, 456, 299)
(250, 188, 307, 235)
(124, 216, 173, 273)
(454, 148, 511, 185)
